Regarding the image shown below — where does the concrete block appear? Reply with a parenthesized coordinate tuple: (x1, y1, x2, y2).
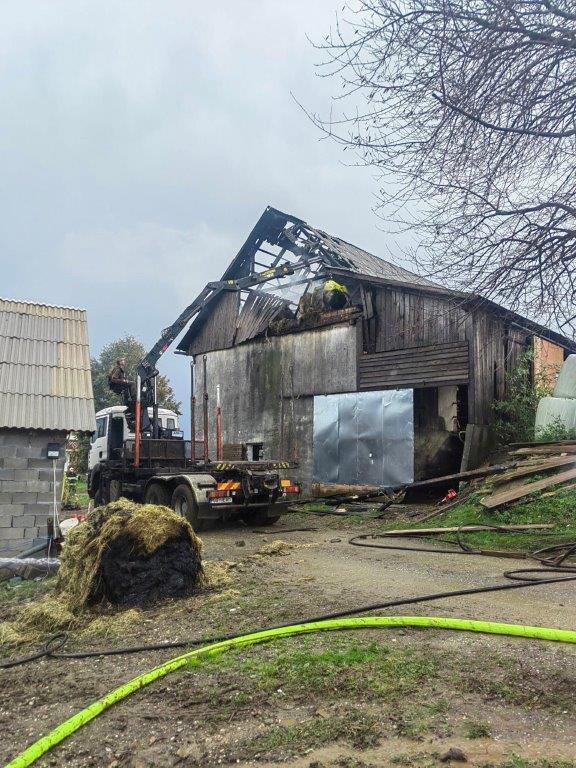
(24, 527, 39, 540)
(11, 492, 38, 503)
(0, 493, 12, 502)
(26, 503, 52, 516)
(0, 469, 15, 481)
(0, 527, 26, 540)
(0, 447, 17, 459)
(0, 504, 25, 515)
(2, 481, 26, 493)
(38, 469, 55, 482)
(26, 480, 50, 493)
(2, 457, 29, 470)
(36, 493, 56, 503)
(12, 515, 36, 527)
(0, 514, 13, 527)
(14, 469, 40, 481)
(36, 525, 48, 537)
(28, 458, 50, 469)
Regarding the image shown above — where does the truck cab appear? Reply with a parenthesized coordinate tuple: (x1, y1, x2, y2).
(88, 406, 181, 470)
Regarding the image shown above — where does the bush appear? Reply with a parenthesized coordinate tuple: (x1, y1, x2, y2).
(492, 351, 552, 445)
(535, 415, 576, 443)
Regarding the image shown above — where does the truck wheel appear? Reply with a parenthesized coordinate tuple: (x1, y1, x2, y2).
(144, 482, 171, 506)
(171, 484, 204, 531)
(250, 507, 281, 526)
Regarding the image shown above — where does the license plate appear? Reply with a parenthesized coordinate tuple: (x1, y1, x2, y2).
(211, 497, 233, 504)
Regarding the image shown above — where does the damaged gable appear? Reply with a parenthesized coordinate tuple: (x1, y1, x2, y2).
(177, 206, 438, 356)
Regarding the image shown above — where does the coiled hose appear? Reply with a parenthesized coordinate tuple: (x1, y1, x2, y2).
(6, 615, 576, 768)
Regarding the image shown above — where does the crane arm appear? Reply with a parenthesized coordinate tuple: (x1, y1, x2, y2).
(136, 262, 310, 384)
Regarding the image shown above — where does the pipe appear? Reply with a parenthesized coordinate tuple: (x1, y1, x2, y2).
(134, 375, 141, 468)
(6, 615, 576, 768)
(152, 377, 159, 439)
(202, 355, 209, 462)
(190, 360, 196, 462)
(215, 384, 222, 460)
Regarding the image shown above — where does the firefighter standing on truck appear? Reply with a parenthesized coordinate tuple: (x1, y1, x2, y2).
(108, 357, 151, 431)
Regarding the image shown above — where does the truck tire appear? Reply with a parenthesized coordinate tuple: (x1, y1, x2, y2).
(171, 484, 204, 531)
(144, 482, 171, 506)
(250, 507, 281, 526)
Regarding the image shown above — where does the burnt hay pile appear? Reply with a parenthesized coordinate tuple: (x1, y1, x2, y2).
(58, 499, 203, 609)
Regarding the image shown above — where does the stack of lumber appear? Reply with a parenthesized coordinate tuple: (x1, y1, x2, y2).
(479, 441, 576, 510)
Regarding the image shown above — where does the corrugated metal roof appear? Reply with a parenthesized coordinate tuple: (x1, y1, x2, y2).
(0, 298, 95, 432)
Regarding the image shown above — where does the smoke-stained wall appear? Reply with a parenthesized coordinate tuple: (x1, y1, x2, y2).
(193, 323, 359, 489)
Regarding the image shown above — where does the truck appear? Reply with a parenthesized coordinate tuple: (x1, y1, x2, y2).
(87, 404, 300, 529)
(86, 262, 313, 529)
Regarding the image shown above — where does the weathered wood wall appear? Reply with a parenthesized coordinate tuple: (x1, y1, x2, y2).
(358, 341, 469, 390)
(194, 324, 359, 489)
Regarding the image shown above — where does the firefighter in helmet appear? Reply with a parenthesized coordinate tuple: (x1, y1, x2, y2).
(322, 279, 349, 310)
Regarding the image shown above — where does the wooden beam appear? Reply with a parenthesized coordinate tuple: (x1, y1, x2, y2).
(491, 455, 576, 486)
(482, 467, 576, 509)
(410, 464, 511, 489)
(384, 524, 554, 536)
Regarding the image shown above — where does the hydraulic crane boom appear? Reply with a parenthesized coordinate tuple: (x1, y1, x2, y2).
(137, 263, 300, 385)
(132, 257, 323, 466)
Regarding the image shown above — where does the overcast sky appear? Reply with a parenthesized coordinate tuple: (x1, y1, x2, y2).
(0, 0, 414, 430)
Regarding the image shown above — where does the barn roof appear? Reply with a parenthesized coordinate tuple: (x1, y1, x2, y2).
(177, 206, 440, 354)
(0, 298, 96, 432)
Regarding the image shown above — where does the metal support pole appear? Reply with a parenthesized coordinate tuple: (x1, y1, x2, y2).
(216, 384, 222, 460)
(134, 375, 142, 467)
(279, 386, 285, 461)
(152, 377, 159, 439)
(203, 355, 209, 462)
(190, 360, 196, 462)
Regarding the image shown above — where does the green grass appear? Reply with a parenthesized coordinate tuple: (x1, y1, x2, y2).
(466, 721, 492, 738)
(389, 488, 576, 552)
(0, 576, 55, 611)
(207, 636, 439, 701)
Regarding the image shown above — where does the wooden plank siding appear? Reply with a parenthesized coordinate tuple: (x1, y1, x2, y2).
(187, 291, 239, 356)
(363, 287, 468, 354)
(358, 341, 469, 390)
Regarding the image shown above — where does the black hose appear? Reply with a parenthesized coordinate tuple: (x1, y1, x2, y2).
(3, 567, 576, 670)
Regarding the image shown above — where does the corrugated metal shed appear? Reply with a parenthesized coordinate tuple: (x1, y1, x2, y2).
(0, 298, 96, 432)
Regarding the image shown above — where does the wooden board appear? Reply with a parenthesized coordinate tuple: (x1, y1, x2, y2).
(482, 467, 576, 509)
(491, 455, 576, 487)
(410, 464, 511, 489)
(385, 524, 554, 536)
(358, 340, 469, 390)
(512, 445, 576, 456)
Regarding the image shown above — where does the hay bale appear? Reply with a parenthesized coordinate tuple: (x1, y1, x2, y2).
(57, 499, 203, 609)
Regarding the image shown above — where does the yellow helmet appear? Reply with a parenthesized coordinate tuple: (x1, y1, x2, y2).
(324, 279, 349, 294)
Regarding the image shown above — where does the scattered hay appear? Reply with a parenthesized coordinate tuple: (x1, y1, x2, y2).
(19, 597, 79, 634)
(80, 608, 142, 638)
(202, 560, 236, 589)
(0, 621, 23, 646)
(254, 539, 295, 557)
(57, 499, 203, 609)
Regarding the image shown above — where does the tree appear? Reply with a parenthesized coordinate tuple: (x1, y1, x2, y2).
(315, 1, 576, 332)
(91, 335, 182, 413)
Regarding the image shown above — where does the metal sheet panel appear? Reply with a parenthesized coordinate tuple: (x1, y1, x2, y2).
(313, 389, 413, 487)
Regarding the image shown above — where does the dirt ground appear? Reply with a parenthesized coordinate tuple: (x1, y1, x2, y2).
(1, 510, 576, 768)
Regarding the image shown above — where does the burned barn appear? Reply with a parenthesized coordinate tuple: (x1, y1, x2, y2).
(179, 207, 576, 489)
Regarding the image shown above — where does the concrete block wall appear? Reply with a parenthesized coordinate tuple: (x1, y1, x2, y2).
(0, 429, 67, 552)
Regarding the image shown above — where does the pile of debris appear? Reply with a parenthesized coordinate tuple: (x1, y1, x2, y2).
(475, 440, 576, 510)
(58, 499, 203, 609)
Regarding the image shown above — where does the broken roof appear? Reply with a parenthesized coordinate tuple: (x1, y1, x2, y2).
(177, 206, 439, 354)
(176, 206, 576, 356)
(0, 298, 96, 432)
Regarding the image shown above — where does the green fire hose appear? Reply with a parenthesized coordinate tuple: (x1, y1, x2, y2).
(6, 615, 576, 768)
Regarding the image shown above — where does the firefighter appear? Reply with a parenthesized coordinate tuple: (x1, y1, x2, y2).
(107, 357, 135, 401)
(322, 279, 349, 310)
(107, 358, 151, 432)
